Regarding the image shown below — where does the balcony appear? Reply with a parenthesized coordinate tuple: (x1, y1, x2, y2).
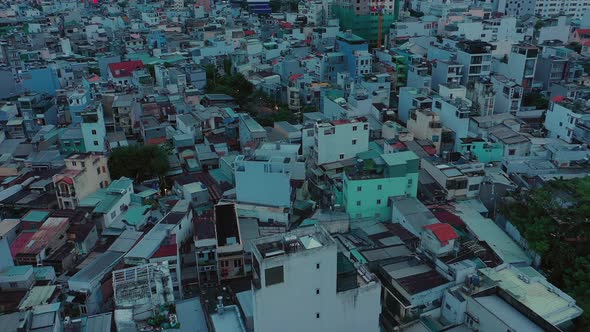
(429, 121, 442, 129)
(58, 190, 75, 198)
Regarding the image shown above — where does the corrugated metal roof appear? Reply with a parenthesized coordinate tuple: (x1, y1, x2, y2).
(19, 286, 57, 310)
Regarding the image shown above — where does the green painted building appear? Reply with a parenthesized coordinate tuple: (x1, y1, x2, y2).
(332, 0, 402, 46)
(458, 138, 503, 164)
(59, 127, 86, 155)
(338, 150, 419, 221)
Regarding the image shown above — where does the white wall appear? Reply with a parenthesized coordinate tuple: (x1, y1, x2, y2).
(235, 160, 291, 207)
(315, 121, 369, 165)
(253, 239, 380, 332)
(544, 102, 581, 143)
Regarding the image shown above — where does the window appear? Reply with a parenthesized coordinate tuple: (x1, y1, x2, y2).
(9, 282, 17, 288)
(469, 184, 480, 191)
(364, 124, 369, 130)
(408, 179, 413, 185)
(265, 266, 284, 286)
(111, 211, 116, 219)
(356, 201, 361, 206)
(92, 129, 97, 135)
(316, 263, 320, 269)
(357, 186, 362, 192)
(352, 125, 357, 131)
(93, 141, 99, 146)
(377, 199, 382, 205)
(97, 167, 101, 174)
(316, 288, 320, 295)
(435, 101, 442, 109)
(508, 149, 516, 155)
(352, 139, 357, 145)
(80, 305, 87, 315)
(339, 153, 344, 159)
(72, 161, 77, 166)
(316, 313, 320, 319)
(377, 184, 382, 190)
(102, 166, 106, 173)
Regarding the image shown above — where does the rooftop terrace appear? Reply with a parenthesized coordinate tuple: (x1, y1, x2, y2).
(252, 225, 334, 261)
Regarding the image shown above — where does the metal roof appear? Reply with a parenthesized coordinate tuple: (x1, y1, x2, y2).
(19, 286, 57, 310)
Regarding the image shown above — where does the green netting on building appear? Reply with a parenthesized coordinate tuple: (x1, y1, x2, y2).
(332, 2, 400, 44)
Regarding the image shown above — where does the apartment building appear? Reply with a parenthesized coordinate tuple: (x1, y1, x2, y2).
(251, 225, 381, 332)
(455, 40, 494, 85)
(313, 118, 370, 165)
(407, 109, 443, 153)
(52, 153, 111, 209)
(339, 150, 419, 221)
(545, 97, 590, 143)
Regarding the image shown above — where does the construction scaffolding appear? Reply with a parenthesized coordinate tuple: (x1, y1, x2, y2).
(112, 262, 175, 309)
(332, 1, 401, 46)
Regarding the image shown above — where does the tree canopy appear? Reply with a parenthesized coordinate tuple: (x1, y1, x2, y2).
(522, 92, 549, 110)
(204, 63, 254, 102)
(108, 145, 169, 183)
(500, 177, 590, 327)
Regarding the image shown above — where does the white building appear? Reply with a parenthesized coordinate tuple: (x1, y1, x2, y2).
(397, 87, 433, 124)
(235, 144, 305, 208)
(432, 84, 473, 150)
(455, 40, 494, 86)
(499, 0, 590, 18)
(491, 75, 523, 115)
(313, 118, 369, 165)
(388, 17, 438, 46)
(494, 44, 538, 90)
(545, 98, 590, 143)
(251, 225, 381, 332)
(538, 16, 571, 44)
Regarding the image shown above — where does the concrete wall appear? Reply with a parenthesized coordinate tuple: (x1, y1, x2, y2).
(315, 121, 369, 165)
(343, 171, 418, 221)
(235, 160, 291, 207)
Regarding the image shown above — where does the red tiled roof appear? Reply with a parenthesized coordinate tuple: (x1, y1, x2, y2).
(432, 209, 465, 228)
(151, 243, 177, 258)
(423, 223, 459, 246)
(575, 28, 590, 35)
(10, 232, 35, 258)
(330, 119, 350, 125)
(108, 60, 145, 78)
(146, 137, 168, 145)
(151, 234, 177, 258)
(424, 145, 437, 156)
(57, 176, 74, 185)
(289, 74, 304, 81)
(87, 74, 101, 82)
(244, 30, 255, 36)
(552, 95, 566, 103)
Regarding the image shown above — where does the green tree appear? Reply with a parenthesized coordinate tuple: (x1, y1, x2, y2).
(88, 67, 101, 76)
(145, 64, 156, 78)
(567, 42, 582, 53)
(522, 92, 549, 110)
(223, 57, 233, 75)
(108, 145, 169, 184)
